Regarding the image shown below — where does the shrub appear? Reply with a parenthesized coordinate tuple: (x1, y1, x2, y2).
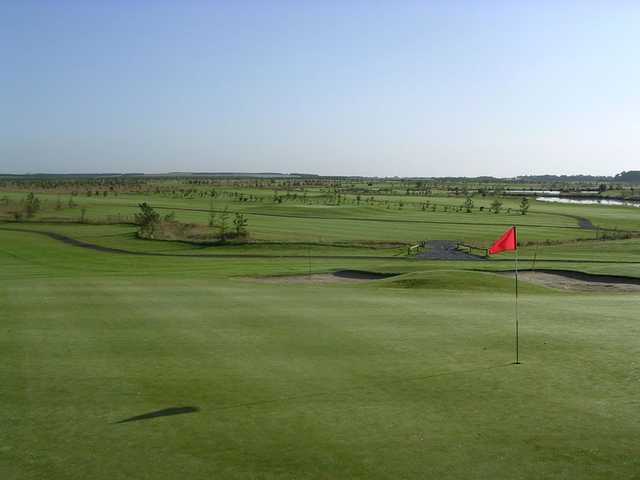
(24, 192, 40, 218)
(233, 212, 248, 236)
(463, 196, 474, 213)
(135, 203, 160, 238)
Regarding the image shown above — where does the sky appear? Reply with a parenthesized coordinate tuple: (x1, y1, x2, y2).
(2, 1, 640, 177)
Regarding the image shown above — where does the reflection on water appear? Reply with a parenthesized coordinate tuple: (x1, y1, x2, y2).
(536, 197, 640, 208)
(507, 190, 561, 195)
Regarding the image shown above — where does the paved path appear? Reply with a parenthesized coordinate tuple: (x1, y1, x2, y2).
(416, 240, 486, 261)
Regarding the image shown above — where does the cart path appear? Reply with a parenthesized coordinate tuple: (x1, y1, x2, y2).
(417, 240, 487, 261)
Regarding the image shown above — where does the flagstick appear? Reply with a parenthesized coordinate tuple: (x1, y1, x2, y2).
(514, 230, 520, 365)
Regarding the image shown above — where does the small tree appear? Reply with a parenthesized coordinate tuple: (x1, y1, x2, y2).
(135, 202, 160, 237)
(80, 207, 87, 224)
(208, 199, 216, 227)
(233, 212, 248, 236)
(24, 192, 41, 218)
(463, 196, 474, 213)
(217, 207, 230, 240)
(519, 197, 530, 215)
(490, 198, 503, 214)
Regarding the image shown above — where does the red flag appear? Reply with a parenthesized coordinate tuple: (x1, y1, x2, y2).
(488, 226, 517, 255)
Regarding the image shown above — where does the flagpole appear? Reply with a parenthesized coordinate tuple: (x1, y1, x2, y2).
(514, 226, 520, 364)
(488, 225, 520, 365)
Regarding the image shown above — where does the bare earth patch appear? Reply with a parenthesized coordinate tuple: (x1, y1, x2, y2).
(500, 270, 640, 292)
(243, 270, 396, 285)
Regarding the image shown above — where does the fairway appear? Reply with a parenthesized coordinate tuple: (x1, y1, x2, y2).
(2, 205, 640, 479)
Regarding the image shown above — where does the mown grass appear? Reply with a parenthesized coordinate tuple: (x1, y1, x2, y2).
(2, 190, 640, 479)
(0, 190, 606, 245)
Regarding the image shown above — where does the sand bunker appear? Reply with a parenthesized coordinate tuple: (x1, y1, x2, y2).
(244, 270, 397, 284)
(500, 270, 640, 293)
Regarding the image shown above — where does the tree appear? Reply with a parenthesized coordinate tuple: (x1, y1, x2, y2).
(135, 202, 160, 237)
(490, 198, 503, 214)
(463, 195, 474, 213)
(519, 197, 530, 215)
(217, 207, 231, 240)
(233, 212, 248, 236)
(24, 192, 40, 218)
(208, 199, 216, 227)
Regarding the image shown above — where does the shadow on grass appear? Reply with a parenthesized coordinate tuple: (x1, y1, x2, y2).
(114, 406, 199, 424)
(112, 363, 516, 424)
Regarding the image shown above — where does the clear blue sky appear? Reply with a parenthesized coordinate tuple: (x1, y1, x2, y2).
(2, 1, 639, 176)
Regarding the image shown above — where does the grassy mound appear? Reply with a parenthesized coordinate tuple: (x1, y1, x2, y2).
(379, 269, 553, 293)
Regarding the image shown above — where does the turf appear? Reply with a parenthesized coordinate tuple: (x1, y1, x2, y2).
(2, 222, 640, 479)
(2, 187, 640, 479)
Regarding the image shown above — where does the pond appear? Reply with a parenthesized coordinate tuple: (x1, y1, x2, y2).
(507, 190, 561, 195)
(536, 197, 640, 208)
